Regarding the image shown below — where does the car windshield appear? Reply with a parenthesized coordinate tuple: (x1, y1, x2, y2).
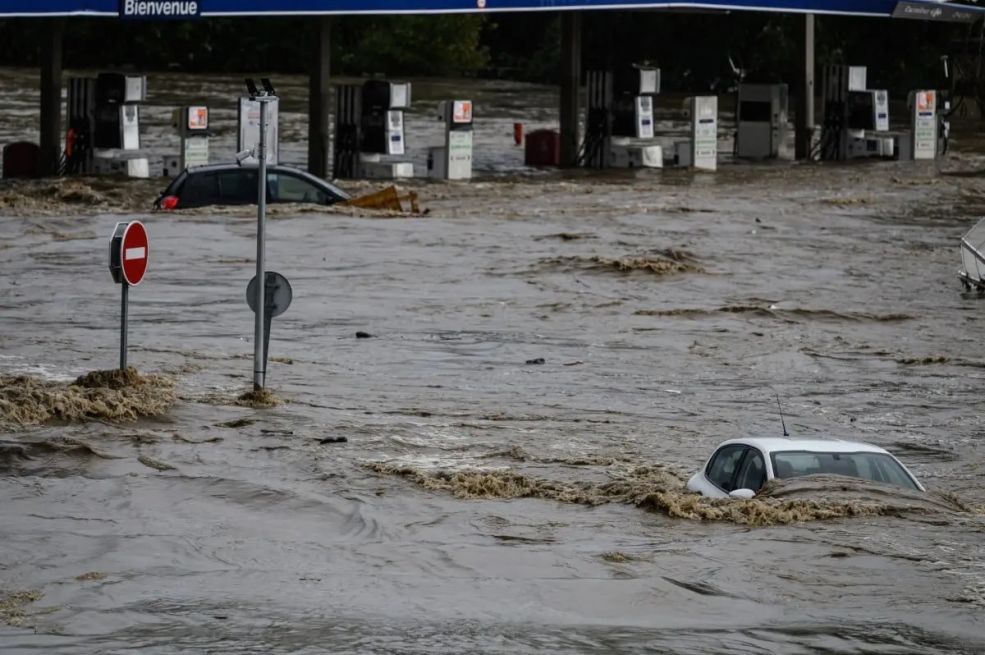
(770, 450, 919, 490)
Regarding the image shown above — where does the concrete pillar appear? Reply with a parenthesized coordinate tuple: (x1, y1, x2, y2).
(308, 16, 332, 178)
(559, 11, 582, 167)
(40, 19, 64, 177)
(794, 13, 815, 160)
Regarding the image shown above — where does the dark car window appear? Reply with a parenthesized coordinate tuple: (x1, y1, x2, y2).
(268, 172, 330, 204)
(770, 451, 919, 491)
(217, 170, 258, 204)
(706, 445, 748, 492)
(735, 448, 766, 492)
(178, 172, 218, 207)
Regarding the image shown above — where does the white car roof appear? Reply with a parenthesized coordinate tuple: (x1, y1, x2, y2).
(718, 437, 891, 456)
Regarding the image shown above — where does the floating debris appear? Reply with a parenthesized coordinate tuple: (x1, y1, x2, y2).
(0, 590, 42, 627)
(541, 251, 703, 276)
(217, 417, 257, 429)
(138, 454, 175, 472)
(0, 368, 176, 427)
(235, 387, 283, 409)
(342, 185, 421, 214)
(366, 463, 975, 527)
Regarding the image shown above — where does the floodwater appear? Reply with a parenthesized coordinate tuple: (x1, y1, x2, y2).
(2, 68, 985, 654)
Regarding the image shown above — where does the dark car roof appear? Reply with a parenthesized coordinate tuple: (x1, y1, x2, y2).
(184, 163, 307, 175)
(169, 162, 351, 200)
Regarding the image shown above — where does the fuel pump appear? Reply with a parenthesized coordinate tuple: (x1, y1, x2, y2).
(361, 80, 411, 156)
(583, 66, 663, 169)
(66, 77, 96, 174)
(687, 96, 719, 171)
(93, 73, 145, 151)
(735, 84, 789, 159)
(821, 65, 894, 160)
(611, 66, 660, 139)
(169, 106, 210, 174)
(583, 70, 613, 168)
(428, 100, 474, 181)
(909, 90, 938, 160)
(86, 72, 149, 177)
(333, 84, 362, 179)
(357, 80, 414, 179)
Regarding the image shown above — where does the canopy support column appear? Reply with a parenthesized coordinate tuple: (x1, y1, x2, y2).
(40, 18, 64, 177)
(308, 16, 332, 178)
(795, 13, 815, 160)
(559, 11, 582, 167)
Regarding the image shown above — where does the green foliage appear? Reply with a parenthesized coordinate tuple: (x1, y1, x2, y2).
(336, 16, 488, 76)
(0, 12, 972, 95)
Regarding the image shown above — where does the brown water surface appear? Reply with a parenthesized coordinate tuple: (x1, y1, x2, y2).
(2, 69, 985, 654)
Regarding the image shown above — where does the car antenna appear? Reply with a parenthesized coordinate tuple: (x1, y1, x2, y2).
(775, 393, 790, 437)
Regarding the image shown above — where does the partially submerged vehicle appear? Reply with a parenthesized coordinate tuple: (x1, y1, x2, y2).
(959, 217, 985, 292)
(687, 438, 924, 499)
(155, 163, 350, 210)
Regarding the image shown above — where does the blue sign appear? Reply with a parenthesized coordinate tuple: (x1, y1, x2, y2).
(119, 0, 201, 19)
(1, 0, 983, 19)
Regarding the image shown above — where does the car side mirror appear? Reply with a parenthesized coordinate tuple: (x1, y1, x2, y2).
(728, 488, 756, 500)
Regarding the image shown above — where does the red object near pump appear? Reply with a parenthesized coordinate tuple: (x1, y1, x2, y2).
(2, 142, 41, 178)
(513, 122, 524, 146)
(524, 130, 560, 167)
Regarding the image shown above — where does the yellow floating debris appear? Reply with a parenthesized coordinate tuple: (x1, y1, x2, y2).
(343, 186, 421, 214)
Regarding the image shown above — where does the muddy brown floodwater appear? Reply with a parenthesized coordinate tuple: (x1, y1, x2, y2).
(2, 70, 985, 654)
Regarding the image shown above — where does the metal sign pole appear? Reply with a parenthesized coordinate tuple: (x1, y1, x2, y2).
(120, 282, 129, 370)
(253, 98, 268, 391)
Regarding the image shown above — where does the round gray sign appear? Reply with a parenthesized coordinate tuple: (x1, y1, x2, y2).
(246, 271, 293, 318)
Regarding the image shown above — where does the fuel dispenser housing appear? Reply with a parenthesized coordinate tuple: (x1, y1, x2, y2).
(66, 77, 96, 174)
(909, 90, 938, 160)
(333, 80, 414, 179)
(428, 100, 474, 181)
(93, 73, 145, 150)
(736, 84, 788, 159)
(167, 106, 210, 176)
(361, 80, 411, 156)
(611, 66, 660, 140)
(66, 72, 149, 178)
(584, 66, 663, 169)
(688, 96, 719, 171)
(822, 65, 895, 161)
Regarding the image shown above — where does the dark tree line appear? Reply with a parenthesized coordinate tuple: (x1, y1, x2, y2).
(0, 12, 978, 96)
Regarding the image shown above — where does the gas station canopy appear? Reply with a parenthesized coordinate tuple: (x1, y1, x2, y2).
(3, 0, 983, 20)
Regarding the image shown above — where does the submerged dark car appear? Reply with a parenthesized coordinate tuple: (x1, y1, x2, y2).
(156, 163, 350, 210)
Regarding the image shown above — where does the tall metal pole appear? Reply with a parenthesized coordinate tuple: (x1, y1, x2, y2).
(308, 16, 332, 178)
(559, 11, 582, 167)
(40, 19, 64, 176)
(253, 99, 268, 391)
(795, 13, 816, 160)
(120, 284, 129, 370)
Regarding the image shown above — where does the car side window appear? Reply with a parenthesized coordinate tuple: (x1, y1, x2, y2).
(179, 172, 218, 206)
(706, 445, 747, 492)
(216, 170, 258, 204)
(268, 172, 328, 204)
(735, 449, 767, 492)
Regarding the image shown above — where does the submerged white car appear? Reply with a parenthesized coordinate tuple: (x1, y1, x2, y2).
(686, 438, 925, 499)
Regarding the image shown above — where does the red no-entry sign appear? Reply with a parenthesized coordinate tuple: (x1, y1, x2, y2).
(110, 221, 149, 286)
(108, 220, 149, 370)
